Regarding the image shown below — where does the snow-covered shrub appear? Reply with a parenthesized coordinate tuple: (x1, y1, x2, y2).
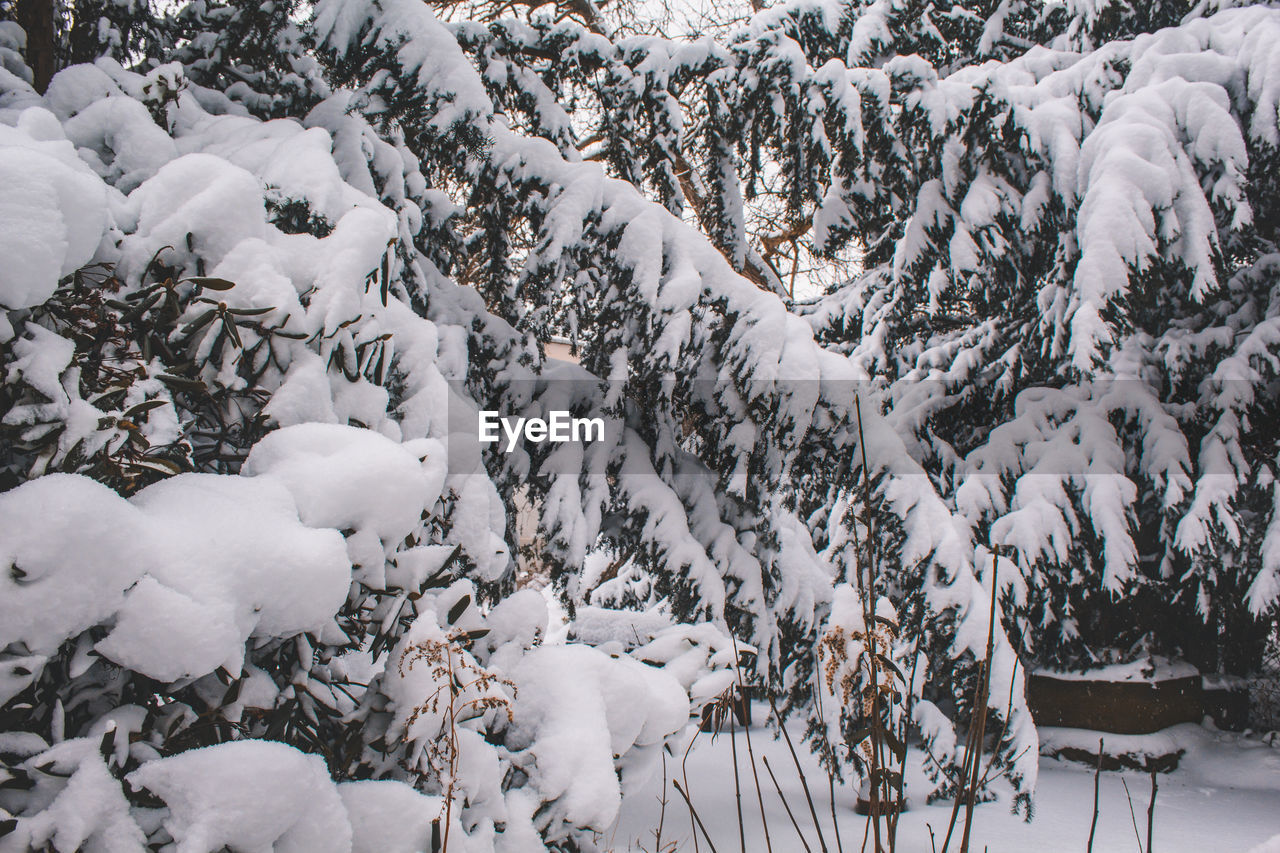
(0, 39, 723, 850)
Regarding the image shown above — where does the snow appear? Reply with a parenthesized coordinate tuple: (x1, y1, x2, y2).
(0, 467, 350, 682)
(1037, 656, 1200, 683)
(339, 781, 452, 853)
(507, 644, 691, 830)
(96, 576, 244, 683)
(127, 740, 352, 853)
(6, 737, 146, 853)
(120, 473, 351, 671)
(0, 114, 109, 309)
(243, 423, 445, 550)
(121, 152, 268, 278)
(64, 95, 178, 191)
(614, 711, 1280, 853)
(0, 475, 148, 656)
(3, 1, 1280, 850)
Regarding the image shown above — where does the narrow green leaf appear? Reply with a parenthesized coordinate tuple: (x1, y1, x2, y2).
(122, 399, 167, 419)
(447, 594, 472, 625)
(185, 276, 236, 291)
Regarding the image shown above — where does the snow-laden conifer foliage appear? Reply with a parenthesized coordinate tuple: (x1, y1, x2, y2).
(1, 0, 1279, 849)
(0, 14, 727, 849)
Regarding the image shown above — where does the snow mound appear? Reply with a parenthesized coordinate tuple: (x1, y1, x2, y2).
(127, 740, 353, 853)
(507, 644, 690, 829)
(340, 780, 486, 853)
(1, 469, 350, 682)
(0, 114, 108, 309)
(1250, 835, 1280, 853)
(0, 474, 147, 655)
(243, 422, 446, 549)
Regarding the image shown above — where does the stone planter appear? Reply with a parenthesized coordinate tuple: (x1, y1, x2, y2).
(1028, 658, 1201, 735)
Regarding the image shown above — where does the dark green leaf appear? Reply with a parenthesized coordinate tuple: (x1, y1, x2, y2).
(447, 595, 472, 625)
(185, 276, 236, 291)
(222, 316, 243, 349)
(98, 729, 115, 761)
(157, 374, 206, 392)
(876, 654, 905, 682)
(122, 399, 167, 419)
(849, 725, 872, 746)
(179, 308, 218, 336)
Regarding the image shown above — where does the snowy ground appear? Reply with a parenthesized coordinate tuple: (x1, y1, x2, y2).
(609, 709, 1280, 852)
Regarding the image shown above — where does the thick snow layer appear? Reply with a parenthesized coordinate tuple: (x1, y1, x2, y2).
(119, 473, 351, 674)
(0, 469, 350, 682)
(339, 781, 450, 853)
(121, 152, 268, 279)
(0, 475, 148, 655)
(64, 95, 178, 191)
(243, 423, 446, 549)
(4, 737, 147, 853)
(507, 645, 690, 830)
(0, 113, 108, 309)
(127, 740, 353, 853)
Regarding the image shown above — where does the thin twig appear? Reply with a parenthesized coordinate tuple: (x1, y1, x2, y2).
(1087, 739, 1103, 853)
(682, 727, 702, 853)
(941, 663, 983, 853)
(763, 755, 814, 853)
(830, 769, 846, 853)
(811, 678, 845, 853)
(1122, 779, 1143, 853)
(732, 635, 774, 853)
(1146, 769, 1158, 853)
(958, 556, 1001, 853)
(655, 750, 670, 853)
(770, 697, 830, 853)
(853, 397, 887, 853)
(730, 694, 747, 853)
(673, 779, 722, 853)
(889, 641, 922, 848)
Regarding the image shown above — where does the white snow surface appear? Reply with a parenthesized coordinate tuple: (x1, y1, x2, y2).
(127, 741, 353, 853)
(613, 711, 1280, 853)
(0, 114, 108, 311)
(507, 644, 691, 830)
(1036, 655, 1201, 683)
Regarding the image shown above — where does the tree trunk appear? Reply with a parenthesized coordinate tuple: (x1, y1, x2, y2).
(16, 0, 56, 93)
